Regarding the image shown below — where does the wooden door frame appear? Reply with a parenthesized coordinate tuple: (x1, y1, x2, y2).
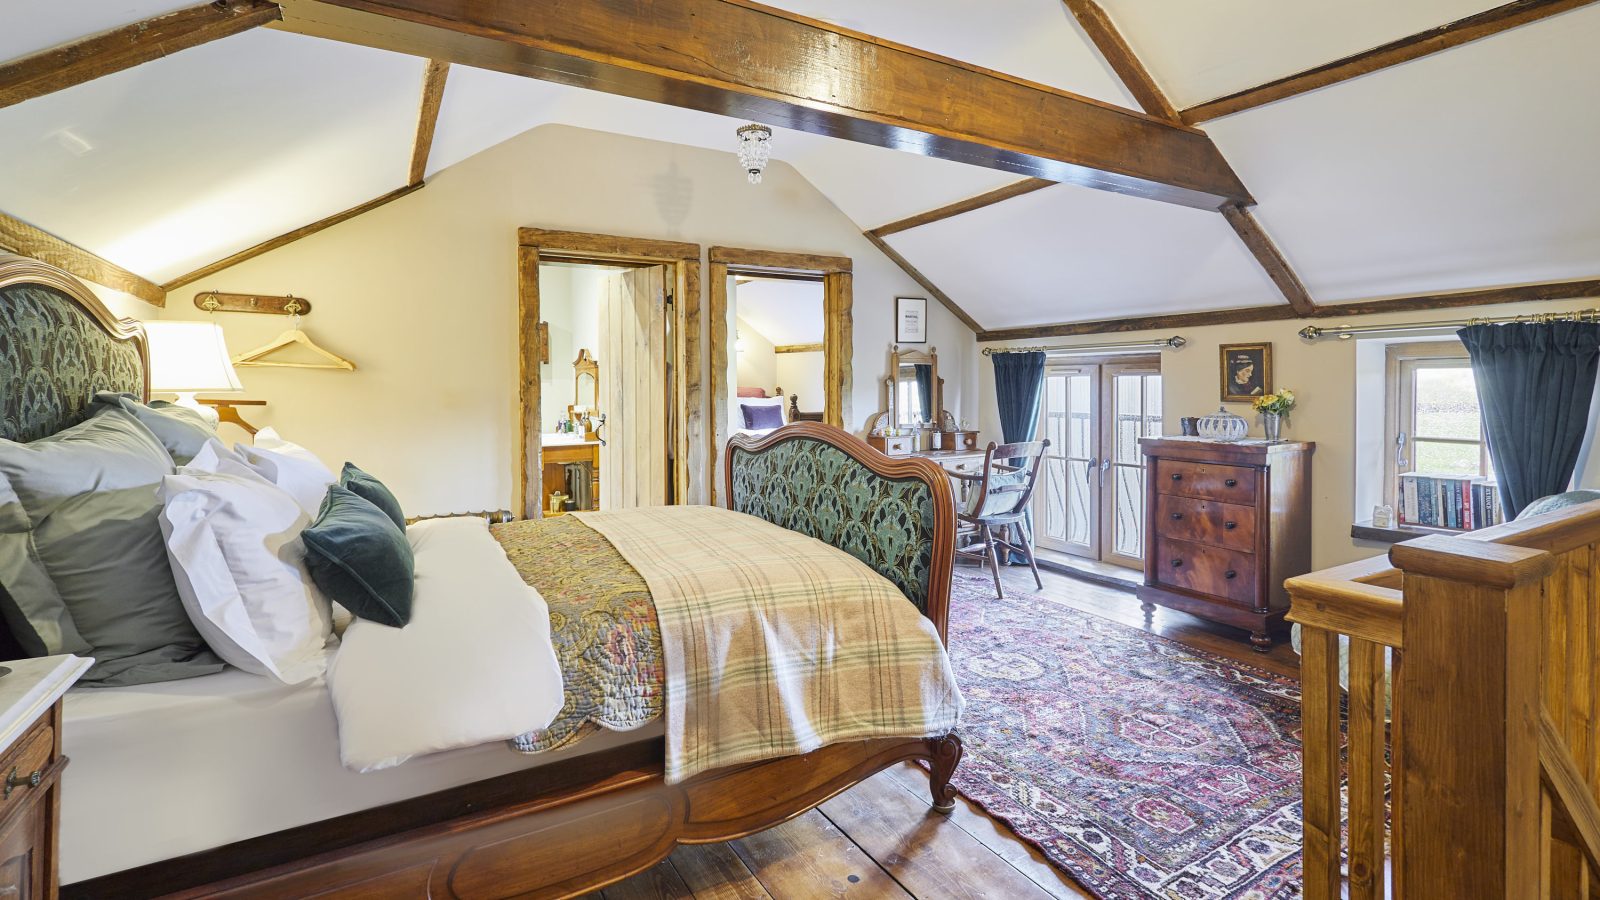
(707, 246, 852, 504)
(516, 228, 703, 520)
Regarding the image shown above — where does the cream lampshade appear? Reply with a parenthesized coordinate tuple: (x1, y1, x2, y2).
(144, 322, 244, 422)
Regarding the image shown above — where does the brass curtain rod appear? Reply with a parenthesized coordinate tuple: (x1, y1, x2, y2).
(982, 336, 1185, 355)
(1301, 308, 1600, 341)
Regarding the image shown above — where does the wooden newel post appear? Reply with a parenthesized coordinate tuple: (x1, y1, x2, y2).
(1389, 535, 1554, 898)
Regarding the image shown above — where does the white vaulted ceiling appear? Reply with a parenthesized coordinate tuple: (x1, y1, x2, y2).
(886, 184, 1281, 329)
(0, 1, 1595, 331)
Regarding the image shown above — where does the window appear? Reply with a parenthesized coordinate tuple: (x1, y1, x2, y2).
(1383, 341, 1489, 508)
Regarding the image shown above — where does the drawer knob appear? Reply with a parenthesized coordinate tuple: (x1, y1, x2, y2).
(1225, 570, 1238, 580)
(1170, 558, 1183, 568)
(1170, 473, 1183, 481)
(4, 766, 41, 798)
(1224, 478, 1238, 487)
(1170, 513, 1183, 520)
(1224, 521, 1237, 530)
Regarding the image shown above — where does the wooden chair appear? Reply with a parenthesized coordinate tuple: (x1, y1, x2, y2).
(950, 440, 1049, 599)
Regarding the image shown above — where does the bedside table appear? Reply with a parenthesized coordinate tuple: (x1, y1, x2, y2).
(0, 656, 90, 900)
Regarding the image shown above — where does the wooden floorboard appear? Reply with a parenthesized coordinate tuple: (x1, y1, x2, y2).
(667, 843, 773, 899)
(598, 565, 1300, 897)
(819, 771, 1060, 899)
(732, 810, 913, 897)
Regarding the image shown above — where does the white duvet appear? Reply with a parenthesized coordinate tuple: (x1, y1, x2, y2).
(328, 517, 564, 772)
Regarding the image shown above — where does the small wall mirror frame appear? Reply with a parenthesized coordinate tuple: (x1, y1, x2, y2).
(573, 349, 599, 412)
(890, 344, 940, 430)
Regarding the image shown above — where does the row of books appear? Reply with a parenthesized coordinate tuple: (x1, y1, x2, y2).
(1397, 473, 1505, 531)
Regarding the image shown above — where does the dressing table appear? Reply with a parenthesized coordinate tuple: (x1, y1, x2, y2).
(542, 350, 602, 515)
(866, 346, 983, 499)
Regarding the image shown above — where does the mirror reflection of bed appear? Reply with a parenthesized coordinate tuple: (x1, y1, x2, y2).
(728, 273, 825, 437)
(537, 260, 672, 514)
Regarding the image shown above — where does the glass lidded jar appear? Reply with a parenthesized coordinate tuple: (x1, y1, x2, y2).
(1197, 406, 1248, 442)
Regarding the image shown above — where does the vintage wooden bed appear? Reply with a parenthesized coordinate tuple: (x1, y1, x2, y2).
(0, 255, 963, 899)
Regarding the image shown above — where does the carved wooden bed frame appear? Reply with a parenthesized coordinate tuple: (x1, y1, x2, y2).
(0, 257, 963, 899)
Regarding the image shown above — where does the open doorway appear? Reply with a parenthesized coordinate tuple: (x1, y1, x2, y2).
(730, 273, 826, 429)
(515, 229, 703, 519)
(708, 247, 852, 504)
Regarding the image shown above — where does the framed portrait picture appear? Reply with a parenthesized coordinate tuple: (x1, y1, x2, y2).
(896, 296, 928, 344)
(1220, 342, 1272, 402)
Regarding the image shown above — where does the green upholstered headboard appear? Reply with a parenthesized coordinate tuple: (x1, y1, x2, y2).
(725, 422, 956, 641)
(0, 254, 149, 442)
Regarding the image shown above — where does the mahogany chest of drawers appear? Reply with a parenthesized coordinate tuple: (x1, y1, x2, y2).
(1137, 437, 1314, 651)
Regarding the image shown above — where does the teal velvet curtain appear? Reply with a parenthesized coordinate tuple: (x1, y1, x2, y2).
(991, 351, 1046, 562)
(1458, 321, 1600, 519)
(914, 364, 934, 423)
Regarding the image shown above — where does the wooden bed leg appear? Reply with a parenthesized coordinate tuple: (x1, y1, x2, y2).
(927, 733, 964, 814)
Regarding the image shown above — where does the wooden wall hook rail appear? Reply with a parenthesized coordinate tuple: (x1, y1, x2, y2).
(193, 291, 313, 316)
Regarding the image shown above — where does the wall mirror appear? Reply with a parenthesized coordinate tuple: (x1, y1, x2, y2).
(573, 348, 599, 412)
(884, 344, 946, 432)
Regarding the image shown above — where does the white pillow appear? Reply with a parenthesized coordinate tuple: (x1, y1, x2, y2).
(237, 437, 336, 517)
(736, 396, 787, 429)
(159, 445, 334, 684)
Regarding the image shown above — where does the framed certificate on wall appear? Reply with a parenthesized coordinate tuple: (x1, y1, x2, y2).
(896, 296, 928, 344)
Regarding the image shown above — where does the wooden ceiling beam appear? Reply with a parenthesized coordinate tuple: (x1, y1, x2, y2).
(0, 1, 282, 111)
(274, 0, 1252, 210)
(162, 184, 421, 291)
(863, 231, 983, 334)
(407, 59, 450, 186)
(1181, 0, 1599, 124)
(975, 278, 1600, 341)
(1221, 205, 1317, 316)
(0, 210, 165, 306)
(1059, 0, 1178, 121)
(868, 179, 1055, 239)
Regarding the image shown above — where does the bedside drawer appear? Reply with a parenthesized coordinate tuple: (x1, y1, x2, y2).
(0, 718, 53, 822)
(1155, 538, 1257, 606)
(1155, 459, 1257, 505)
(1157, 495, 1256, 552)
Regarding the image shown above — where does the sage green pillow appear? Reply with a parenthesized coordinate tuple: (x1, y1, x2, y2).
(339, 462, 406, 530)
(302, 485, 415, 628)
(0, 407, 222, 685)
(93, 392, 216, 465)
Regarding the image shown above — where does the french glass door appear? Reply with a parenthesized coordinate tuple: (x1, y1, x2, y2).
(1035, 359, 1161, 569)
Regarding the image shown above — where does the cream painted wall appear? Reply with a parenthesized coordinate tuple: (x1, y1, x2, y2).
(776, 351, 825, 412)
(537, 263, 606, 433)
(734, 315, 776, 394)
(979, 295, 1600, 572)
(154, 124, 978, 515)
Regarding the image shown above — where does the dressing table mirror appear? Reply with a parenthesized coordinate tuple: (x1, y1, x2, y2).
(868, 345, 975, 455)
(569, 349, 601, 440)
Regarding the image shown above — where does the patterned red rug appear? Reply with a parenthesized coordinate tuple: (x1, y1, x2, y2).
(944, 569, 1304, 899)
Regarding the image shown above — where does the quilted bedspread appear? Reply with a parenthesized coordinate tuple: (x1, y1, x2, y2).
(491, 515, 664, 753)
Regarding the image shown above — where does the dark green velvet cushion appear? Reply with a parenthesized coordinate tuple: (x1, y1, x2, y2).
(302, 485, 414, 628)
(339, 462, 405, 529)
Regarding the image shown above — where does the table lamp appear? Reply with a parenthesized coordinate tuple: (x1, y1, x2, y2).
(143, 321, 244, 425)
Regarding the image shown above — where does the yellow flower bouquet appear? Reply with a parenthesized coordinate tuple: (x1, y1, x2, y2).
(1251, 389, 1296, 416)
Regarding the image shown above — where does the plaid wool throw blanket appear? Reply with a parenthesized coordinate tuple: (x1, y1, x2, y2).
(575, 505, 963, 783)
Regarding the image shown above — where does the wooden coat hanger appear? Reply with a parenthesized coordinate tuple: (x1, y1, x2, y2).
(231, 317, 356, 371)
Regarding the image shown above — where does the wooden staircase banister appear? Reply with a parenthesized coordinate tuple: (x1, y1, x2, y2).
(1541, 709, 1600, 875)
(1285, 574, 1404, 648)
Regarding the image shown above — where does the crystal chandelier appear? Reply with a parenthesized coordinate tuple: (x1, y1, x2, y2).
(736, 123, 773, 184)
